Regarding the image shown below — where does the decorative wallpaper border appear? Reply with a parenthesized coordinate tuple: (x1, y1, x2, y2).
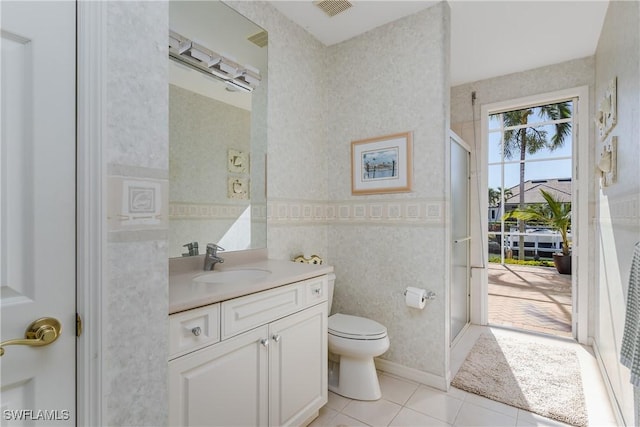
(268, 198, 444, 226)
(170, 199, 446, 226)
(170, 202, 267, 221)
(601, 191, 640, 227)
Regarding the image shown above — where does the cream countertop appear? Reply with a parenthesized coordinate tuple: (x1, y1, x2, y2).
(169, 249, 333, 314)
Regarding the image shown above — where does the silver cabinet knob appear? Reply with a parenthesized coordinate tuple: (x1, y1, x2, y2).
(272, 334, 281, 343)
(313, 288, 322, 296)
(191, 327, 201, 336)
(260, 338, 269, 348)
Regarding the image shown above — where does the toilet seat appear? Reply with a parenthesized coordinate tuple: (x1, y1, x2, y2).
(328, 313, 387, 340)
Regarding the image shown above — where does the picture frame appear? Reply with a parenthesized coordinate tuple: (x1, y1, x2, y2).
(351, 131, 413, 195)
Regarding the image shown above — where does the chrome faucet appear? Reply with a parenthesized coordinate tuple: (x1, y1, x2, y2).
(182, 241, 199, 257)
(203, 243, 225, 270)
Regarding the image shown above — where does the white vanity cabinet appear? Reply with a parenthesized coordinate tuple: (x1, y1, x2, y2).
(169, 275, 328, 427)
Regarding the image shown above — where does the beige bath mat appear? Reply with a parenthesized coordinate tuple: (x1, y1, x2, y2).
(451, 333, 588, 426)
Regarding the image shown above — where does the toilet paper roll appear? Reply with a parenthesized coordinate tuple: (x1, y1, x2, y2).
(405, 287, 427, 309)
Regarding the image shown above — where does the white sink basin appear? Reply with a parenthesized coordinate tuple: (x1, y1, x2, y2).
(193, 268, 271, 284)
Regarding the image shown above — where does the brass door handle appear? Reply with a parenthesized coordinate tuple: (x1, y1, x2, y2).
(0, 317, 62, 356)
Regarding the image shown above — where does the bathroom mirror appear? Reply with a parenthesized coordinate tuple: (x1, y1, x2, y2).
(168, 0, 267, 258)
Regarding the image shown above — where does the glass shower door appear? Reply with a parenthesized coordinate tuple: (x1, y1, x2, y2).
(451, 135, 470, 343)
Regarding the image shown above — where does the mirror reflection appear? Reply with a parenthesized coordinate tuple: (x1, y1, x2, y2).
(168, 1, 267, 258)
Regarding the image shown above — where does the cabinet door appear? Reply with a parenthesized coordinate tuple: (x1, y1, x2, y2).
(269, 303, 328, 427)
(169, 326, 269, 426)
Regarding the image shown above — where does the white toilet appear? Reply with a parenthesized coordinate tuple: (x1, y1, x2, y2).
(327, 273, 390, 400)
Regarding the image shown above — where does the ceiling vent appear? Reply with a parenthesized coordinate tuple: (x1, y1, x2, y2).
(247, 30, 268, 48)
(314, 0, 353, 17)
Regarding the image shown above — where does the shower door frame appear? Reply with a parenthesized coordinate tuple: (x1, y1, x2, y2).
(450, 131, 472, 345)
(476, 86, 590, 344)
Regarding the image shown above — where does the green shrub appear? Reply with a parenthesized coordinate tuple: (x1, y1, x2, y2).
(488, 255, 554, 268)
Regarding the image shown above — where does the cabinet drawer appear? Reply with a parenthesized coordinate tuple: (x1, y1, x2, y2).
(305, 276, 328, 305)
(221, 282, 305, 339)
(169, 303, 220, 360)
(221, 276, 329, 340)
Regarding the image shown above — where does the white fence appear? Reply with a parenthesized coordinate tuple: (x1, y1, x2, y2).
(490, 228, 570, 257)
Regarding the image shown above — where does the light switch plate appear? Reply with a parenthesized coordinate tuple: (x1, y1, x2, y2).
(228, 149, 249, 173)
(228, 176, 249, 199)
(600, 136, 617, 188)
(596, 78, 617, 141)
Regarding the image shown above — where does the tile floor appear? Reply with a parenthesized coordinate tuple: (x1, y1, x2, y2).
(310, 326, 618, 427)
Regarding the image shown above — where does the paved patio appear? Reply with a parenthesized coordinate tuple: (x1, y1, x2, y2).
(488, 263, 573, 338)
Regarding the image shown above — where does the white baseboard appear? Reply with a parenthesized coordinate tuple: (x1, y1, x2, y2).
(375, 358, 448, 391)
(590, 337, 626, 426)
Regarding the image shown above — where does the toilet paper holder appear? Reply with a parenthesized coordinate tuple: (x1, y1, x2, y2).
(403, 289, 436, 302)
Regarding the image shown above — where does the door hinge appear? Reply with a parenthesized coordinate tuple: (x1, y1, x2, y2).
(76, 313, 83, 338)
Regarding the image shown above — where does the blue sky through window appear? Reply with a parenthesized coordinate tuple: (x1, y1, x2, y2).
(488, 101, 573, 190)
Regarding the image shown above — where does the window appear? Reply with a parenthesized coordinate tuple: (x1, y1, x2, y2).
(487, 101, 573, 263)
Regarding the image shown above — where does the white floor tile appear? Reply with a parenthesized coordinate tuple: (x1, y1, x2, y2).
(378, 373, 420, 405)
(447, 387, 469, 401)
(516, 409, 571, 427)
(327, 391, 352, 412)
(389, 407, 451, 427)
(454, 401, 517, 427)
(309, 406, 339, 427)
(405, 385, 464, 424)
(342, 399, 402, 427)
(462, 392, 519, 418)
(330, 413, 372, 427)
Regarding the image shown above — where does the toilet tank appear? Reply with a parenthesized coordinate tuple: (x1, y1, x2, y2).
(327, 273, 335, 313)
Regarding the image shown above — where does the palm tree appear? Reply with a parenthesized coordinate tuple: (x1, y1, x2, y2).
(488, 188, 500, 207)
(488, 187, 513, 223)
(498, 186, 513, 206)
(495, 102, 571, 259)
(488, 187, 513, 207)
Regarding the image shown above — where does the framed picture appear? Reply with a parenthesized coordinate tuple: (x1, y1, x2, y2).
(351, 131, 412, 195)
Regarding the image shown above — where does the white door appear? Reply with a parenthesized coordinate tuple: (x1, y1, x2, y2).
(1, 1, 76, 424)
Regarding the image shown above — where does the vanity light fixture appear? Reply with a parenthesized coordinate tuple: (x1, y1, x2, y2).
(169, 29, 261, 92)
(169, 31, 191, 54)
(189, 45, 212, 64)
(225, 80, 252, 93)
(238, 65, 261, 87)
